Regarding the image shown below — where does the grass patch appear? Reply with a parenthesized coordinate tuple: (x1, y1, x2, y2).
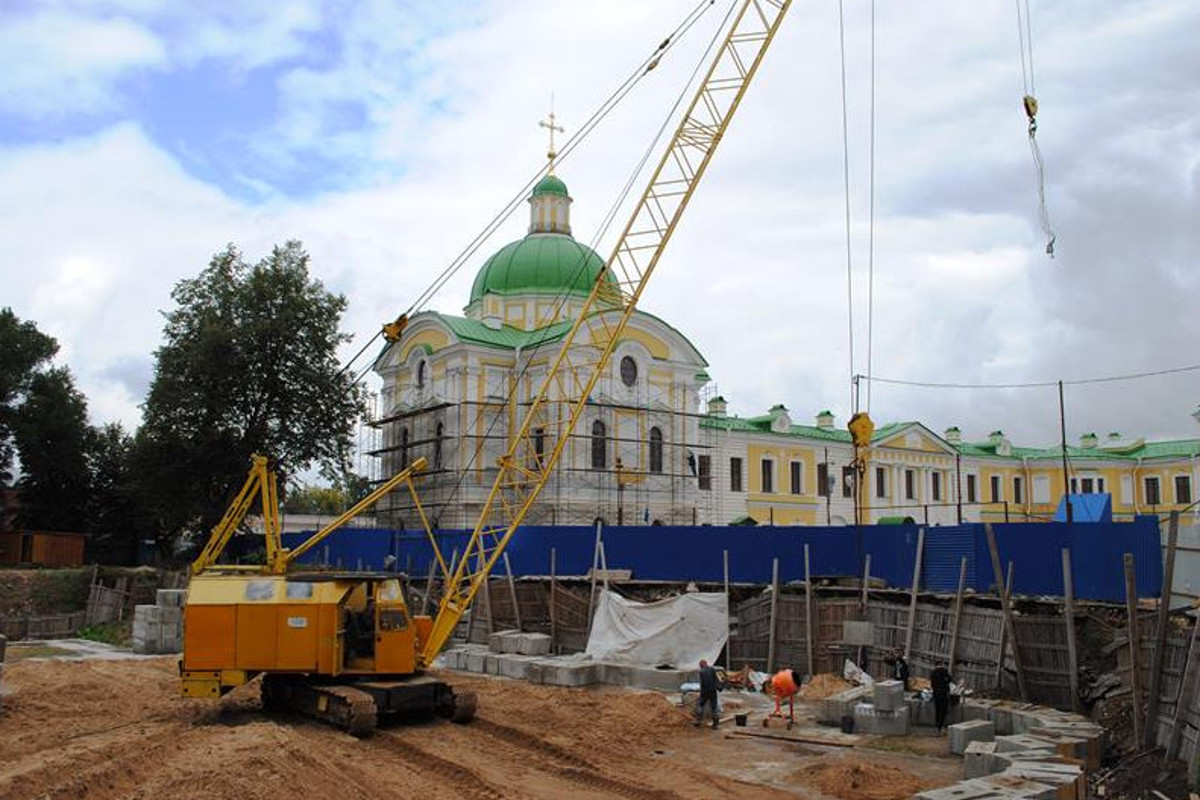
(78, 621, 132, 647)
(6, 643, 77, 661)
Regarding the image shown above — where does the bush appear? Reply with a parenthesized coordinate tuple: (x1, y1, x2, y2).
(77, 621, 131, 646)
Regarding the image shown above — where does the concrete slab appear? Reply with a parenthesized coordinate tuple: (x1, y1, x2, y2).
(1001, 763, 1085, 799)
(854, 702, 909, 736)
(949, 720, 996, 755)
(135, 605, 161, 624)
(497, 654, 539, 680)
(540, 661, 597, 687)
(819, 685, 871, 724)
(487, 629, 520, 654)
(913, 778, 1027, 799)
(1027, 723, 1104, 770)
(994, 734, 1059, 754)
(964, 741, 999, 779)
(977, 773, 1059, 800)
(513, 633, 551, 656)
(464, 652, 487, 673)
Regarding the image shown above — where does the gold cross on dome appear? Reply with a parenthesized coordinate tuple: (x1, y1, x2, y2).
(538, 106, 564, 172)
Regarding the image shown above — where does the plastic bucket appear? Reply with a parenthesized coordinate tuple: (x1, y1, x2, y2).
(840, 715, 855, 734)
(735, 713, 748, 727)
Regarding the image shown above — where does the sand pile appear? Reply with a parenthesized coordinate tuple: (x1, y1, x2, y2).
(799, 673, 853, 700)
(795, 760, 932, 800)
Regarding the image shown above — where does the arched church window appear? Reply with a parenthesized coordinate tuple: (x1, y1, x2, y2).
(620, 356, 638, 387)
(417, 360, 426, 388)
(434, 422, 444, 470)
(649, 427, 664, 473)
(591, 420, 607, 470)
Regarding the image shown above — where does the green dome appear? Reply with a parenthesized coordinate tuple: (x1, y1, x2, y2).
(469, 235, 612, 303)
(532, 174, 568, 197)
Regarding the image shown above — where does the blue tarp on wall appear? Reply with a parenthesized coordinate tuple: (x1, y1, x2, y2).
(282, 518, 1163, 603)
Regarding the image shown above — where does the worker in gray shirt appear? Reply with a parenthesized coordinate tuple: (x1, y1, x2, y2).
(695, 659, 721, 729)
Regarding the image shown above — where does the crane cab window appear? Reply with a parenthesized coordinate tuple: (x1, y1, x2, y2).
(244, 581, 275, 601)
(379, 610, 408, 632)
(377, 579, 402, 602)
(286, 582, 314, 600)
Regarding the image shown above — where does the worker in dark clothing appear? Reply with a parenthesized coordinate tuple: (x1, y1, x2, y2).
(885, 649, 910, 690)
(930, 663, 954, 733)
(695, 659, 721, 729)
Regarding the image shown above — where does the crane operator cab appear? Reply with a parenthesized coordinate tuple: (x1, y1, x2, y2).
(181, 571, 474, 736)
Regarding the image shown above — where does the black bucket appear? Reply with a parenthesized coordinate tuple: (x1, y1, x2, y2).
(735, 713, 748, 727)
(840, 715, 855, 734)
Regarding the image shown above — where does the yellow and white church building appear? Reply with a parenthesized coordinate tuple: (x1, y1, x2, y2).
(373, 171, 1200, 530)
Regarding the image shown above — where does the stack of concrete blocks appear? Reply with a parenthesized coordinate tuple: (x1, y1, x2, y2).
(818, 685, 871, 724)
(487, 630, 552, 656)
(132, 589, 187, 654)
(949, 719, 996, 755)
(853, 679, 910, 736)
(909, 694, 965, 728)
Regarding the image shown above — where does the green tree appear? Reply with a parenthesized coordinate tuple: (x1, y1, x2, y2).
(0, 308, 59, 484)
(136, 241, 364, 556)
(85, 423, 142, 564)
(12, 368, 91, 530)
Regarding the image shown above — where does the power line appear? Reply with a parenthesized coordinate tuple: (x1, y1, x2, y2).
(859, 363, 1200, 391)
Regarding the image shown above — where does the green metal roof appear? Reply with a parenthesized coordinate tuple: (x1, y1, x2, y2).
(435, 313, 574, 350)
(532, 174, 568, 197)
(469, 234, 612, 303)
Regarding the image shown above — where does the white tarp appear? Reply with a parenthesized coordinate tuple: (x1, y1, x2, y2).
(585, 590, 728, 668)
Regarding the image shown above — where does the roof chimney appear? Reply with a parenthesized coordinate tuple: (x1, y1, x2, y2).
(816, 410, 835, 430)
(944, 426, 962, 445)
(1080, 432, 1098, 449)
(989, 430, 1011, 456)
(707, 396, 728, 417)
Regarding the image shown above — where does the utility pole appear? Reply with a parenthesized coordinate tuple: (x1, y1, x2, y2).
(1059, 381, 1073, 523)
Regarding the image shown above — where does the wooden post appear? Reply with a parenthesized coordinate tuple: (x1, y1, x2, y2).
(986, 524, 1028, 701)
(1145, 512, 1180, 749)
(904, 527, 926, 660)
(858, 553, 871, 669)
(586, 520, 603, 637)
(1165, 611, 1200, 762)
(767, 558, 780, 673)
(1123, 552, 1144, 748)
(503, 552, 522, 632)
(420, 557, 437, 616)
(1062, 548, 1081, 712)
(948, 556, 968, 675)
(805, 544, 815, 676)
(549, 547, 557, 654)
(994, 561, 1015, 691)
(723, 549, 732, 667)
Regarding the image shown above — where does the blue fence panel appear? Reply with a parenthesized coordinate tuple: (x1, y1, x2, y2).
(282, 519, 1162, 602)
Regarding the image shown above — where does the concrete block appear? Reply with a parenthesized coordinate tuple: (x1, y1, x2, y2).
(964, 741, 1000, 779)
(913, 778, 1022, 799)
(487, 629, 519, 653)
(962, 698, 999, 722)
(874, 679, 904, 711)
(465, 652, 487, 673)
(842, 620, 874, 646)
(483, 654, 502, 675)
(950, 720, 996, 755)
(1017, 729, 1087, 765)
(156, 589, 187, 607)
(1001, 763, 1085, 799)
(595, 662, 630, 686)
(540, 661, 597, 687)
(1011, 708, 1052, 735)
(820, 685, 871, 724)
(994, 734, 1059, 754)
(624, 665, 692, 693)
(989, 704, 1018, 736)
(161, 622, 179, 642)
(1027, 723, 1104, 770)
(496, 654, 538, 680)
(854, 702, 909, 736)
(513, 633, 551, 656)
(159, 606, 183, 625)
(979, 773, 1060, 800)
(135, 604, 161, 624)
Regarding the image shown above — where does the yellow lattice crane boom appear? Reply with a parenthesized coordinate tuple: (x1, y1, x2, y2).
(419, 0, 794, 666)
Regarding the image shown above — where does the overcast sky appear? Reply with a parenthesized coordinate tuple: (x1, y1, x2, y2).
(2, 0, 1198, 457)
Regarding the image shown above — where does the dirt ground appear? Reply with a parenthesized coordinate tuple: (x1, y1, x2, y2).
(0, 654, 963, 800)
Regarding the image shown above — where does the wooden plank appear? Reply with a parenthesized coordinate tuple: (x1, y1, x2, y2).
(1063, 548, 1080, 712)
(948, 556, 968, 674)
(726, 728, 858, 747)
(586, 520, 602, 637)
(904, 527, 926, 660)
(986, 524, 1028, 701)
(804, 544, 815, 675)
(767, 558, 780, 673)
(1165, 615, 1200, 762)
(1146, 512, 1180, 749)
(503, 552, 522, 632)
(1124, 552, 1144, 748)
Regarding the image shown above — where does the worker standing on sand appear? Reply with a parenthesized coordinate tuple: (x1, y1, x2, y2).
(695, 659, 721, 729)
(769, 668, 800, 723)
(930, 662, 954, 733)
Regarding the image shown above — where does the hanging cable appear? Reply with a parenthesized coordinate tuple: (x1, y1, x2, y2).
(1016, 0, 1055, 257)
(859, 362, 1200, 391)
(838, 0, 856, 413)
(865, 0, 876, 414)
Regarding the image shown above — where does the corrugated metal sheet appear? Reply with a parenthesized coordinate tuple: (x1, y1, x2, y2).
(922, 526, 976, 592)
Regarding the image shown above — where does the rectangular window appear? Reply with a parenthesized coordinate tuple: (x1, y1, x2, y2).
(905, 469, 916, 501)
(1033, 476, 1050, 504)
(1070, 477, 1078, 494)
(875, 467, 887, 499)
(761, 459, 774, 493)
(932, 472, 942, 502)
(842, 466, 855, 498)
(790, 461, 803, 495)
(990, 475, 1002, 503)
(730, 457, 743, 493)
(1145, 476, 1161, 506)
(698, 455, 711, 491)
(1176, 475, 1192, 505)
(817, 463, 829, 497)
(1081, 477, 1094, 494)
(1013, 476, 1024, 505)
(1098, 477, 1106, 494)
(967, 474, 977, 504)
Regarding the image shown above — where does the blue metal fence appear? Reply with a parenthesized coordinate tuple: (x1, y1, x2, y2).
(282, 518, 1163, 603)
